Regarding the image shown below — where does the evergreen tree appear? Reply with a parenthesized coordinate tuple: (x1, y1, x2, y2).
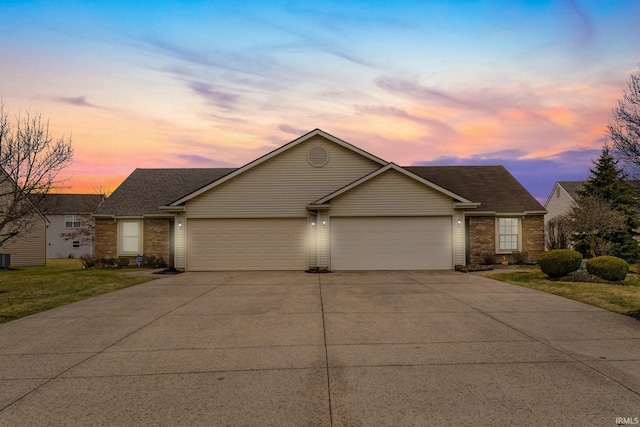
(575, 146, 640, 262)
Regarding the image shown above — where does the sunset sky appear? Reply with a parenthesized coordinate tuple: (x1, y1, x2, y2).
(1, 0, 639, 202)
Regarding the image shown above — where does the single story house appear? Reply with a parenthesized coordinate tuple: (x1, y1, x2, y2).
(93, 129, 545, 271)
(37, 194, 105, 258)
(544, 181, 584, 225)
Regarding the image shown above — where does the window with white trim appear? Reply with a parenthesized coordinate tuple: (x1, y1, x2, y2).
(498, 218, 519, 251)
(65, 215, 81, 228)
(119, 220, 142, 255)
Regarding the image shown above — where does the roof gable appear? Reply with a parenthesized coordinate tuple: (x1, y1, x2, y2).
(311, 163, 477, 206)
(170, 129, 387, 206)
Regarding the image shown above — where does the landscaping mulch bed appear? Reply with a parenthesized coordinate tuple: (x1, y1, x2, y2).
(548, 270, 626, 285)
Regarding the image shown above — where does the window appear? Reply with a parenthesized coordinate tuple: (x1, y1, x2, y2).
(65, 215, 81, 228)
(498, 218, 519, 251)
(119, 220, 142, 255)
(72, 240, 80, 248)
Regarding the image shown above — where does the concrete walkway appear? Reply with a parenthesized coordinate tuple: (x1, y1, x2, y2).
(1, 271, 639, 426)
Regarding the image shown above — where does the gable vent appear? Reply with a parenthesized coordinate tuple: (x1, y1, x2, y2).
(308, 146, 329, 167)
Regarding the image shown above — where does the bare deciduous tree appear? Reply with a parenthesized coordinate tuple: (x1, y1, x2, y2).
(570, 195, 626, 258)
(0, 103, 73, 246)
(60, 214, 96, 249)
(609, 67, 640, 175)
(545, 213, 573, 250)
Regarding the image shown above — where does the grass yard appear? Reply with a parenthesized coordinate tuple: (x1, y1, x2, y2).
(485, 268, 640, 316)
(0, 259, 156, 323)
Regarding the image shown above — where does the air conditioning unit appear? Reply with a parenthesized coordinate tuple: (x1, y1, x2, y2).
(0, 254, 10, 268)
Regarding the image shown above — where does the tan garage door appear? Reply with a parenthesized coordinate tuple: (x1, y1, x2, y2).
(330, 217, 453, 270)
(186, 218, 308, 271)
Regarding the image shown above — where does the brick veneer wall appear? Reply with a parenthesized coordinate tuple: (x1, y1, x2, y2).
(94, 218, 117, 259)
(94, 217, 171, 263)
(522, 215, 544, 262)
(468, 217, 495, 264)
(467, 215, 545, 264)
(143, 218, 170, 261)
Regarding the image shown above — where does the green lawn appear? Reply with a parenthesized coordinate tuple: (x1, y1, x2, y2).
(0, 259, 157, 323)
(484, 268, 640, 315)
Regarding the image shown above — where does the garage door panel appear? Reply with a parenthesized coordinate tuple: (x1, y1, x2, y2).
(331, 217, 452, 270)
(187, 218, 307, 271)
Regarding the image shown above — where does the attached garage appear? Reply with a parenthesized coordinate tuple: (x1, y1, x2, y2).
(186, 218, 308, 271)
(330, 217, 453, 270)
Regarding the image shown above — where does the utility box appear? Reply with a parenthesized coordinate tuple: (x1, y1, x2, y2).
(0, 253, 10, 268)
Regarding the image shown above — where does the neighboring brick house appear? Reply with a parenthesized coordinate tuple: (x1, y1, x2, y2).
(37, 194, 104, 258)
(94, 129, 546, 270)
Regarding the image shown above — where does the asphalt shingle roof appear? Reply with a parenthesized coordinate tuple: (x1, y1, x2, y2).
(37, 194, 105, 214)
(557, 181, 585, 200)
(96, 165, 543, 216)
(93, 168, 236, 216)
(404, 165, 545, 213)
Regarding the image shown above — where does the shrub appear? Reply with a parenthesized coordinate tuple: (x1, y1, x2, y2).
(80, 255, 96, 269)
(511, 251, 528, 265)
(141, 255, 168, 269)
(586, 256, 628, 282)
(117, 257, 130, 267)
(480, 251, 496, 265)
(538, 249, 582, 278)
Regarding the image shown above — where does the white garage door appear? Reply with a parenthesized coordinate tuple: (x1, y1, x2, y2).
(330, 217, 453, 270)
(186, 218, 308, 271)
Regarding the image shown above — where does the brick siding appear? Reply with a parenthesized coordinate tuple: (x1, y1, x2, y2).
(468, 215, 545, 264)
(468, 217, 495, 264)
(522, 215, 544, 262)
(94, 218, 117, 259)
(143, 218, 170, 262)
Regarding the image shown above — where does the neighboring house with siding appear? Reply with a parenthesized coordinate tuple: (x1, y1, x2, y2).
(37, 194, 104, 258)
(0, 169, 47, 267)
(93, 129, 546, 270)
(544, 181, 584, 225)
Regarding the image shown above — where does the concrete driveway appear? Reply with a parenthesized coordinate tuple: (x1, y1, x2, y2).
(1, 271, 639, 426)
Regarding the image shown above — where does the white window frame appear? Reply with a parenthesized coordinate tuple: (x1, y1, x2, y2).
(118, 220, 143, 256)
(496, 217, 522, 254)
(65, 215, 81, 228)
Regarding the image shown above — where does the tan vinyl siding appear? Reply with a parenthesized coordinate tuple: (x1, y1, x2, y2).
(329, 169, 456, 217)
(0, 213, 46, 266)
(185, 136, 381, 218)
(453, 213, 465, 266)
(174, 216, 186, 270)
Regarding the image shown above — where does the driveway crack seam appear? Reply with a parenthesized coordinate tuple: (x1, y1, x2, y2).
(411, 277, 640, 398)
(0, 284, 221, 413)
(319, 276, 334, 426)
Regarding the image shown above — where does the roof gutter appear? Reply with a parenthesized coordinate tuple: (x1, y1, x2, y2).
(454, 202, 480, 208)
(159, 205, 186, 213)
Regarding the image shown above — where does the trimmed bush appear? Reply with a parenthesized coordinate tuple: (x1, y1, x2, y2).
(586, 256, 628, 282)
(117, 257, 130, 267)
(538, 249, 582, 278)
(480, 251, 496, 265)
